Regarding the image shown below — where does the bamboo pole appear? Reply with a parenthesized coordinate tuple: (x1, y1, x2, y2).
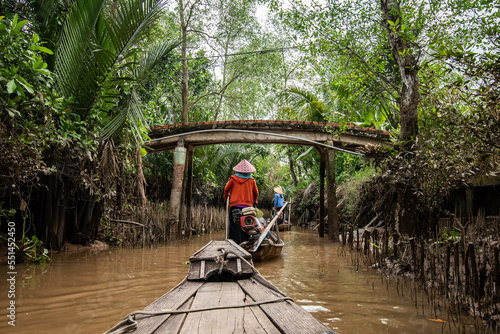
(348, 226, 353, 250)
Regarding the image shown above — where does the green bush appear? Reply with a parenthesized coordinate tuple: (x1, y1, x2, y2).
(338, 165, 377, 221)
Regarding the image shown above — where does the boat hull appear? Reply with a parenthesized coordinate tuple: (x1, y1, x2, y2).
(105, 240, 336, 334)
(249, 239, 284, 262)
(239, 231, 284, 262)
(278, 222, 290, 231)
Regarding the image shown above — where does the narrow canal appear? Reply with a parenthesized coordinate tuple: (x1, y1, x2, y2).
(1, 229, 475, 333)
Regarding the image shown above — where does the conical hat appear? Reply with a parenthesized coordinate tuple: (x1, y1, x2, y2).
(233, 159, 256, 173)
(274, 186, 283, 194)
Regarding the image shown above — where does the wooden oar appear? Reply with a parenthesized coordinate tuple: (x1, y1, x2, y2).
(252, 203, 287, 252)
(225, 196, 230, 240)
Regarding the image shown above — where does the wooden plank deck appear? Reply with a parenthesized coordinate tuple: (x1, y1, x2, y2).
(105, 240, 337, 334)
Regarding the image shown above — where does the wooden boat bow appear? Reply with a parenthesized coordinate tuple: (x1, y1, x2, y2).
(104, 240, 337, 334)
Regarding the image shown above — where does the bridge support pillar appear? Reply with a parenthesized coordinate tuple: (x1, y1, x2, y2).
(168, 139, 186, 238)
(319, 150, 326, 238)
(184, 146, 195, 237)
(326, 141, 339, 241)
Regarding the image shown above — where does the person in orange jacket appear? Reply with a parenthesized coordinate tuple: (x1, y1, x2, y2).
(224, 159, 259, 243)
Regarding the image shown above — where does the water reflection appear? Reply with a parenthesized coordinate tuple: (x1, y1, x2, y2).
(0, 229, 476, 333)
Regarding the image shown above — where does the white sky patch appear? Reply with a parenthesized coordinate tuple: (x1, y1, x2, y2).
(255, 4, 269, 26)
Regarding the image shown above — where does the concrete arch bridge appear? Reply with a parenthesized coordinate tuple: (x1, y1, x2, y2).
(146, 120, 392, 240)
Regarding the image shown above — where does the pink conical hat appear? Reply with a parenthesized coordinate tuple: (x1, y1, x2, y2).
(233, 159, 256, 173)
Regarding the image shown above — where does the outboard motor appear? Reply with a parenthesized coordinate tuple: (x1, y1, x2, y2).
(239, 207, 265, 235)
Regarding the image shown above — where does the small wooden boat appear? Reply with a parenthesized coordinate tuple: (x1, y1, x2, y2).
(271, 205, 290, 232)
(228, 204, 287, 262)
(104, 240, 336, 334)
(240, 230, 284, 262)
(278, 222, 291, 231)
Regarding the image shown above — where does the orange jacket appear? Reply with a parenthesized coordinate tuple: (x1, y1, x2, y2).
(224, 175, 258, 207)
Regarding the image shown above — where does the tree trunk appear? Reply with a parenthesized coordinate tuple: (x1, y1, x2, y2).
(185, 146, 195, 237)
(380, 0, 419, 143)
(381, 0, 421, 236)
(116, 160, 123, 211)
(44, 175, 56, 247)
(136, 140, 147, 206)
(55, 178, 68, 247)
(319, 149, 325, 238)
(168, 140, 187, 238)
(326, 143, 338, 241)
(179, 0, 189, 123)
(81, 199, 102, 240)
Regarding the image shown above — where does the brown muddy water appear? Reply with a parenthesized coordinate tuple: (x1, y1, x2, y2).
(0, 228, 482, 334)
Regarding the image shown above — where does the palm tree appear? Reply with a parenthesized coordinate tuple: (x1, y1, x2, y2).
(50, 0, 178, 140)
(322, 80, 397, 131)
(277, 87, 329, 122)
(25, 0, 179, 248)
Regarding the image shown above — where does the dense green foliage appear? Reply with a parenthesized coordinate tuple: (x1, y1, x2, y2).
(1, 0, 498, 255)
(265, 0, 499, 234)
(1, 0, 180, 253)
(0, 13, 80, 204)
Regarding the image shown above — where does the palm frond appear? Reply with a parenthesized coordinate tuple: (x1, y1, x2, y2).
(54, 0, 105, 108)
(99, 104, 127, 142)
(296, 147, 314, 161)
(106, 0, 167, 59)
(98, 39, 179, 141)
(329, 83, 351, 101)
(54, 0, 168, 116)
(209, 145, 243, 171)
(134, 40, 181, 83)
(33, 0, 74, 36)
(100, 89, 148, 142)
(279, 86, 328, 122)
